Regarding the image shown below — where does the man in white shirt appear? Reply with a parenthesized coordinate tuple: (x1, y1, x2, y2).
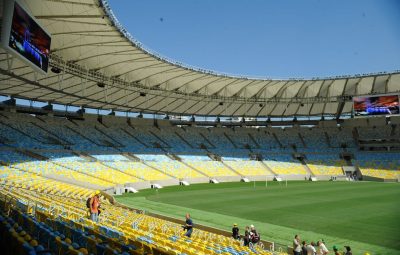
(317, 240, 329, 255)
(293, 234, 302, 255)
(307, 241, 317, 255)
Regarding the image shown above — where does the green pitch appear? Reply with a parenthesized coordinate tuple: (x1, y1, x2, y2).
(116, 181, 400, 255)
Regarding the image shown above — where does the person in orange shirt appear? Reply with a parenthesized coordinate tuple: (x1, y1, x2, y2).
(90, 190, 101, 222)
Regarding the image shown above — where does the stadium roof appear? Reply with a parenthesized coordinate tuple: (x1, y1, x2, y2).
(0, 0, 400, 117)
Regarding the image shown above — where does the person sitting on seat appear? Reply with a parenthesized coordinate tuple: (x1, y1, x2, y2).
(249, 225, 260, 244)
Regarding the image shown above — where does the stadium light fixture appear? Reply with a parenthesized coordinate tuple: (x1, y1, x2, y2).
(50, 67, 61, 74)
(3, 97, 16, 106)
(97, 82, 105, 88)
(77, 107, 85, 114)
(42, 102, 53, 111)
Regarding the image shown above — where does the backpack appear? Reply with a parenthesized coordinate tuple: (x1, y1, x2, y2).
(86, 197, 91, 208)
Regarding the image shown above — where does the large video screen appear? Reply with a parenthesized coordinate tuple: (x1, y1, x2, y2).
(353, 95, 400, 116)
(7, 1, 51, 73)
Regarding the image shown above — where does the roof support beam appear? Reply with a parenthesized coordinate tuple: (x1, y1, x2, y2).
(44, 0, 96, 7)
(36, 15, 104, 19)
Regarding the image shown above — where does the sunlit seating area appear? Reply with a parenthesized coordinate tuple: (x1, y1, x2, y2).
(359, 168, 399, 179)
(224, 160, 272, 176)
(0, 166, 92, 199)
(0, 150, 115, 187)
(147, 160, 206, 179)
(184, 160, 236, 177)
(263, 155, 308, 176)
(104, 160, 171, 181)
(0, 111, 399, 184)
(306, 154, 345, 176)
(356, 153, 400, 179)
(0, 176, 275, 255)
(56, 159, 139, 185)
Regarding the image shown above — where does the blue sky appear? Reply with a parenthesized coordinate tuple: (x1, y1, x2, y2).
(108, 0, 400, 79)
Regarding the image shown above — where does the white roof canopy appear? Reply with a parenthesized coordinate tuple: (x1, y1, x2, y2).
(0, 0, 399, 117)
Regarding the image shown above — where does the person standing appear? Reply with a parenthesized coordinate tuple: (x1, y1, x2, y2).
(332, 245, 340, 255)
(302, 241, 308, 255)
(90, 190, 101, 222)
(293, 235, 302, 255)
(307, 241, 317, 255)
(183, 213, 193, 237)
(232, 223, 240, 240)
(249, 225, 260, 244)
(243, 226, 250, 246)
(344, 246, 352, 255)
(317, 240, 329, 255)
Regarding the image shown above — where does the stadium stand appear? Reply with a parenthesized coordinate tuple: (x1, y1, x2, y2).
(263, 159, 308, 176)
(148, 159, 207, 179)
(1, 111, 399, 185)
(325, 127, 357, 149)
(0, 150, 114, 189)
(357, 126, 393, 140)
(0, 174, 275, 255)
(250, 129, 282, 152)
(224, 160, 273, 176)
(305, 154, 345, 176)
(104, 160, 171, 181)
(355, 153, 400, 180)
(174, 127, 213, 149)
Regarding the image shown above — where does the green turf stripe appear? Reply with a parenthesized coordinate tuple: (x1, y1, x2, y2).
(117, 196, 398, 255)
(116, 181, 400, 255)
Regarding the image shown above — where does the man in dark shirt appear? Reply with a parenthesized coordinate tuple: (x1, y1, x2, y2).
(183, 213, 193, 237)
(344, 246, 352, 255)
(301, 241, 308, 255)
(232, 223, 239, 240)
(243, 226, 250, 246)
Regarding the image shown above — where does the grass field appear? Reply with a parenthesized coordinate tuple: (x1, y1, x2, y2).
(116, 181, 400, 255)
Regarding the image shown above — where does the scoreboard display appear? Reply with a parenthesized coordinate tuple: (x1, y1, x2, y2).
(353, 94, 400, 116)
(1, 0, 51, 74)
